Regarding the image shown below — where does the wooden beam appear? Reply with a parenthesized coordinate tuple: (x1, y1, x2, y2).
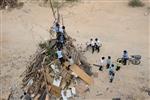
(70, 64, 94, 85)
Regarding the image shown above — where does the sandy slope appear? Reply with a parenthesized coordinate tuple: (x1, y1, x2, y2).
(0, 0, 150, 99)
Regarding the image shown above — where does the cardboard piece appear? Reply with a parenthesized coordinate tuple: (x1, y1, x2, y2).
(48, 85, 61, 97)
(70, 64, 94, 85)
(61, 90, 68, 100)
(66, 89, 72, 98)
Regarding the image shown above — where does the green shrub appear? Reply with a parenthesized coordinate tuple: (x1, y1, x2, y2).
(128, 0, 144, 7)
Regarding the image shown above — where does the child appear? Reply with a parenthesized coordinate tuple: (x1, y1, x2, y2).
(109, 64, 115, 83)
(90, 38, 95, 53)
(95, 38, 101, 53)
(116, 60, 122, 71)
(106, 56, 111, 69)
(56, 48, 64, 64)
(99, 57, 106, 71)
(122, 50, 129, 65)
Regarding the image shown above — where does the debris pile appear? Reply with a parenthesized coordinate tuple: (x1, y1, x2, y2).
(21, 31, 94, 99)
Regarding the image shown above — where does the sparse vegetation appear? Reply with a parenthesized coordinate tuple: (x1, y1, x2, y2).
(0, 0, 24, 10)
(128, 0, 144, 7)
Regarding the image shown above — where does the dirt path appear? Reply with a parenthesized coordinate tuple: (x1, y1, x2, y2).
(0, 0, 150, 99)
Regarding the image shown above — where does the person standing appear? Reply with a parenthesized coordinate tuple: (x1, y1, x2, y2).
(99, 57, 106, 71)
(109, 64, 115, 83)
(122, 50, 129, 65)
(95, 38, 101, 53)
(56, 48, 64, 64)
(106, 56, 111, 69)
(68, 56, 74, 65)
(116, 60, 122, 71)
(59, 26, 66, 35)
(90, 38, 95, 53)
(54, 22, 60, 33)
(56, 33, 66, 49)
(66, 56, 74, 70)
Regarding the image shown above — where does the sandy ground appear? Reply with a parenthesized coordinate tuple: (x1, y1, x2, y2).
(0, 0, 150, 99)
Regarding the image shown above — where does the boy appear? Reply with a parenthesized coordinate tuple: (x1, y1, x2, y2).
(109, 64, 115, 83)
(122, 50, 129, 65)
(95, 38, 101, 53)
(56, 48, 64, 64)
(106, 56, 111, 69)
(99, 57, 106, 71)
(90, 38, 95, 53)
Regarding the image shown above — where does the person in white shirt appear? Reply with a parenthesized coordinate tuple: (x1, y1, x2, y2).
(90, 38, 95, 53)
(106, 56, 112, 69)
(99, 57, 106, 71)
(95, 38, 101, 53)
(59, 26, 66, 35)
(68, 56, 74, 65)
(66, 56, 74, 70)
(53, 22, 60, 33)
(56, 48, 64, 64)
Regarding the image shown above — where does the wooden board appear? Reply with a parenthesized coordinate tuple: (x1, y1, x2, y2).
(70, 64, 94, 85)
(48, 85, 61, 97)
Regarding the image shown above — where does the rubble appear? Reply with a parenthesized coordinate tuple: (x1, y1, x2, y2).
(21, 26, 93, 99)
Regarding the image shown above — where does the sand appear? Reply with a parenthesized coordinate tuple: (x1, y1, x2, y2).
(0, 0, 150, 99)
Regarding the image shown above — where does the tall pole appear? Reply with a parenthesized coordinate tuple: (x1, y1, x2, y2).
(49, 0, 56, 21)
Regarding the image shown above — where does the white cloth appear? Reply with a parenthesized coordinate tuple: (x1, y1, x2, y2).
(56, 50, 63, 59)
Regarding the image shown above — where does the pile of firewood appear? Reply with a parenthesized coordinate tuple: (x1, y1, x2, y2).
(21, 35, 93, 99)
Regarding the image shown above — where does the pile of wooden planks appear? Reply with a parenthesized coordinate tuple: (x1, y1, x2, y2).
(21, 34, 93, 99)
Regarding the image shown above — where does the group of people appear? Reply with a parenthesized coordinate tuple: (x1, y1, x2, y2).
(53, 22, 129, 83)
(53, 22, 74, 67)
(98, 50, 129, 83)
(54, 22, 67, 49)
(53, 22, 66, 64)
(87, 38, 102, 53)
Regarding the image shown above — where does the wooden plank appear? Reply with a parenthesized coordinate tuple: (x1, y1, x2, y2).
(48, 85, 61, 97)
(70, 64, 94, 85)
